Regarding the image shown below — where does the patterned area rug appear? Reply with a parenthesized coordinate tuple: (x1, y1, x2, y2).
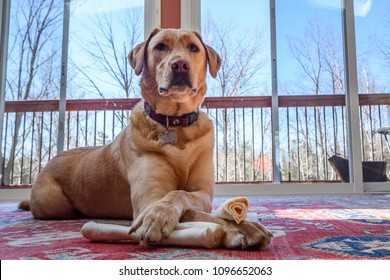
(1, 195, 390, 260)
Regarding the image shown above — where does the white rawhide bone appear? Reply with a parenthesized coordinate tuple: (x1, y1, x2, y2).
(80, 197, 250, 249)
(214, 197, 249, 224)
(81, 221, 224, 249)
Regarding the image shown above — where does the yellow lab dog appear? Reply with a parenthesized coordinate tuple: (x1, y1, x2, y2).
(20, 29, 272, 249)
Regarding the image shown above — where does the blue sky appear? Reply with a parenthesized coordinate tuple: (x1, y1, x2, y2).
(6, 0, 389, 100)
(66, 0, 389, 98)
(201, 0, 389, 94)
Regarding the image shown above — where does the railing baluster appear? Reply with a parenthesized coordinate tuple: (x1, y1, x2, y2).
(112, 110, 115, 142)
(378, 105, 384, 161)
(305, 107, 309, 180)
(76, 111, 79, 148)
(234, 108, 237, 181)
(20, 113, 26, 184)
(67, 111, 70, 151)
(287, 108, 291, 181)
(48, 112, 53, 161)
(121, 110, 124, 130)
(242, 108, 246, 181)
(38, 112, 44, 173)
(85, 111, 88, 146)
(251, 108, 256, 181)
(342, 106, 346, 158)
(103, 110, 106, 145)
(10, 114, 19, 184)
(29, 112, 35, 184)
(296, 107, 300, 181)
(224, 108, 227, 181)
(259, 108, 265, 181)
(360, 106, 365, 160)
(332, 106, 337, 156)
(314, 107, 319, 180)
(1, 113, 8, 185)
(323, 106, 328, 180)
(94, 111, 97, 146)
(369, 105, 374, 160)
(215, 108, 219, 182)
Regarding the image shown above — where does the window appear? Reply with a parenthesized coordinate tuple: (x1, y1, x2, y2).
(65, 0, 145, 155)
(69, 0, 144, 99)
(355, 0, 390, 181)
(6, 0, 63, 101)
(201, 0, 270, 97)
(1, 0, 389, 192)
(276, 0, 347, 181)
(276, 0, 345, 96)
(1, 0, 63, 185)
(355, 0, 389, 95)
(1, 0, 145, 185)
(201, 0, 272, 182)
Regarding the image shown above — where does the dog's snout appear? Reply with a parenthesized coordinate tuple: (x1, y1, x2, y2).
(171, 59, 191, 73)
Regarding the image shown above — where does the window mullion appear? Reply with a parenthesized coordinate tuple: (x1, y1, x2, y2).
(343, 0, 363, 192)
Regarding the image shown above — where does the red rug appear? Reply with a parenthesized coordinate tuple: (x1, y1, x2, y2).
(1, 195, 390, 260)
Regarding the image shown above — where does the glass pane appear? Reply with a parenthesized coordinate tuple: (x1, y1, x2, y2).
(355, 1, 390, 182)
(276, 0, 347, 182)
(355, 0, 389, 94)
(201, 0, 271, 97)
(2, 0, 63, 185)
(68, 0, 144, 99)
(6, 0, 63, 101)
(276, 0, 345, 95)
(200, 0, 272, 182)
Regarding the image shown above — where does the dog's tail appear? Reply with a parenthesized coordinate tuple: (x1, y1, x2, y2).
(19, 200, 31, 211)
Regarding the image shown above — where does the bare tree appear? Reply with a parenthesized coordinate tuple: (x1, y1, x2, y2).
(287, 20, 329, 180)
(377, 10, 390, 69)
(286, 18, 387, 181)
(360, 8, 390, 163)
(2, 0, 62, 185)
(202, 14, 266, 98)
(288, 20, 326, 95)
(71, 6, 143, 100)
(286, 19, 352, 181)
(65, 5, 143, 146)
(358, 59, 388, 162)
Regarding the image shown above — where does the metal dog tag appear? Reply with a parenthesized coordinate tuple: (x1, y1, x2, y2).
(158, 130, 177, 145)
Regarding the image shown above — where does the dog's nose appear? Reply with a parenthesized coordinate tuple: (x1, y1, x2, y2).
(171, 59, 191, 73)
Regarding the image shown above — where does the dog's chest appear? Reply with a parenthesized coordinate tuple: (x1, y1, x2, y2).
(162, 140, 198, 169)
(162, 135, 210, 184)
(158, 130, 177, 145)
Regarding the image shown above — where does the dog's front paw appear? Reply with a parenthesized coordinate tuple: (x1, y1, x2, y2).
(129, 203, 180, 243)
(223, 221, 273, 250)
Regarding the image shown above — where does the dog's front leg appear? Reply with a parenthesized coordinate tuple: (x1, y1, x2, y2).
(127, 151, 214, 244)
(129, 189, 212, 243)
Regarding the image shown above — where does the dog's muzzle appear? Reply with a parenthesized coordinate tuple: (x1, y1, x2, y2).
(159, 58, 197, 94)
(171, 72, 193, 88)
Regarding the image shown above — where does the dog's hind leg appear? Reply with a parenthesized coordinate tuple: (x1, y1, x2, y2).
(29, 176, 79, 219)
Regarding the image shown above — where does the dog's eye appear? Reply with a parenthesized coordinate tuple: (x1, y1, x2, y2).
(155, 43, 167, 51)
(189, 43, 199, 53)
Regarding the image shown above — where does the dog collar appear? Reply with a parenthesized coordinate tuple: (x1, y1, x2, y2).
(144, 102, 199, 128)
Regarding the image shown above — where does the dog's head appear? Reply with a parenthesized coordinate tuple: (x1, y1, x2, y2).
(129, 28, 221, 115)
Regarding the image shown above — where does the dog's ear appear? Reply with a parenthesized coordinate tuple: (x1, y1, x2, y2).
(128, 28, 161, 76)
(128, 42, 144, 76)
(194, 31, 222, 78)
(204, 44, 222, 78)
